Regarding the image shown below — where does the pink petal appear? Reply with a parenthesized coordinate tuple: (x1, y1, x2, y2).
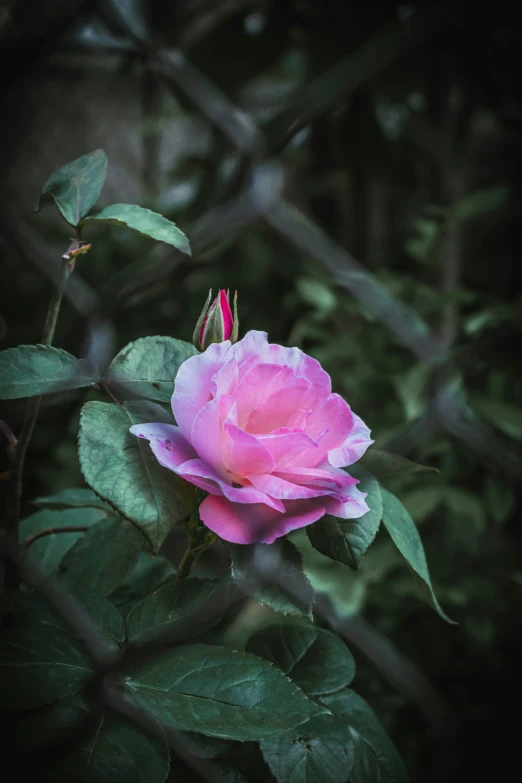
(235, 363, 297, 428)
(190, 394, 235, 474)
(305, 393, 354, 453)
(248, 472, 331, 500)
(245, 379, 312, 434)
(257, 428, 319, 468)
(177, 459, 284, 511)
(274, 464, 358, 492)
(199, 495, 327, 545)
(222, 422, 275, 475)
(172, 340, 231, 440)
(263, 342, 331, 390)
(328, 413, 374, 467)
(225, 330, 268, 372)
(129, 423, 196, 470)
(322, 482, 370, 518)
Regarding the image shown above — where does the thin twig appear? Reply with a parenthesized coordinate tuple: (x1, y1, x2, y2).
(5, 252, 72, 587)
(23, 526, 90, 548)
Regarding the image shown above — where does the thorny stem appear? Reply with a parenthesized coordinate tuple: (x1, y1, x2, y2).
(23, 526, 90, 548)
(5, 243, 76, 587)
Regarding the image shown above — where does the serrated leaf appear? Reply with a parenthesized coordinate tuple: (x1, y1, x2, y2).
(228, 538, 314, 619)
(381, 489, 454, 623)
(78, 400, 190, 552)
(6, 589, 124, 651)
(107, 336, 197, 402)
(0, 627, 95, 710)
(260, 714, 354, 783)
(109, 552, 176, 613)
(19, 507, 109, 574)
(59, 517, 143, 596)
(34, 149, 107, 227)
(321, 690, 409, 783)
(360, 449, 438, 481)
(34, 487, 112, 512)
(81, 203, 191, 255)
(247, 622, 355, 696)
(307, 467, 382, 570)
(17, 694, 170, 783)
(0, 345, 100, 399)
(123, 643, 326, 741)
(127, 577, 225, 645)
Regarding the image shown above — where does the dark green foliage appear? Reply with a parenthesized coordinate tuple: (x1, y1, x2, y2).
(0, 345, 100, 399)
(34, 149, 107, 226)
(81, 204, 191, 255)
(78, 401, 190, 551)
(228, 538, 314, 619)
(123, 643, 327, 740)
(107, 336, 197, 402)
(247, 622, 356, 696)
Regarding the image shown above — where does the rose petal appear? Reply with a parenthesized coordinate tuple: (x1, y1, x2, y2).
(248, 472, 331, 500)
(257, 428, 319, 468)
(190, 394, 235, 475)
(328, 413, 374, 467)
(129, 422, 196, 470)
(235, 363, 297, 428)
(322, 482, 370, 518)
(263, 342, 331, 390)
(222, 422, 275, 475)
(172, 340, 231, 439)
(245, 379, 312, 434)
(199, 495, 327, 545)
(177, 458, 284, 511)
(305, 393, 354, 452)
(274, 464, 358, 492)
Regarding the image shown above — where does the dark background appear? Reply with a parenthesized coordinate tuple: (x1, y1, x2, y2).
(1, 2, 522, 781)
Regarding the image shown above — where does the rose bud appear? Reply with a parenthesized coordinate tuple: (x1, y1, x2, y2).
(193, 289, 238, 351)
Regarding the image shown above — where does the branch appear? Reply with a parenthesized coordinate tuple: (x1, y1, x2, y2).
(23, 526, 90, 549)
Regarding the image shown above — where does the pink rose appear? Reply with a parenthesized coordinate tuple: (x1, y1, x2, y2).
(130, 331, 373, 545)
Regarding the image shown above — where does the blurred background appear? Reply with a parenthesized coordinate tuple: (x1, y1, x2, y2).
(1, 2, 522, 781)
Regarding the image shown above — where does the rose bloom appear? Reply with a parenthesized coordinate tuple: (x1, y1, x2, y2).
(130, 331, 373, 545)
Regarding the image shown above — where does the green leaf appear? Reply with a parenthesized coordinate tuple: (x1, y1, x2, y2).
(17, 694, 170, 783)
(0, 627, 95, 710)
(381, 489, 454, 623)
(59, 517, 144, 596)
(260, 714, 354, 783)
(78, 400, 190, 552)
(470, 396, 522, 440)
(20, 508, 109, 574)
(74, 591, 125, 646)
(228, 538, 314, 619)
(307, 467, 382, 570)
(247, 623, 355, 696)
(0, 345, 99, 399)
(34, 149, 108, 227)
(6, 589, 124, 650)
(360, 449, 437, 481)
(109, 552, 176, 612)
(34, 487, 112, 512)
(123, 643, 326, 741)
(127, 577, 225, 645)
(453, 185, 508, 221)
(81, 203, 191, 255)
(321, 690, 409, 783)
(107, 336, 197, 402)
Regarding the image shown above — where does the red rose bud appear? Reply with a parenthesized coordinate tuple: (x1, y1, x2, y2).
(193, 289, 239, 351)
